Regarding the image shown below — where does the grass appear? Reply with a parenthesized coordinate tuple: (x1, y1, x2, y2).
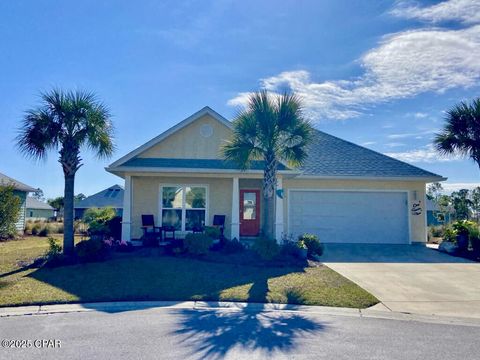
(0, 236, 378, 308)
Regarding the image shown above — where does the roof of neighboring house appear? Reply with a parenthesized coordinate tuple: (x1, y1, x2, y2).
(0, 172, 36, 192)
(297, 130, 444, 179)
(122, 158, 289, 171)
(74, 185, 124, 209)
(26, 197, 55, 210)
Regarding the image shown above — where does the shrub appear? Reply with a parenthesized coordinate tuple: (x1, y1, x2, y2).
(280, 240, 300, 258)
(31, 223, 42, 235)
(44, 237, 63, 267)
(38, 224, 52, 237)
(204, 226, 221, 239)
(106, 216, 122, 240)
(75, 239, 111, 262)
(452, 220, 476, 236)
(429, 226, 444, 238)
(0, 185, 21, 239)
(24, 221, 34, 234)
(83, 207, 116, 238)
(299, 233, 324, 257)
(184, 233, 213, 255)
(443, 228, 457, 243)
(56, 223, 64, 234)
(222, 238, 245, 254)
(252, 237, 280, 261)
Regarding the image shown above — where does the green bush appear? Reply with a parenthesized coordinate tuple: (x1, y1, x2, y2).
(44, 237, 63, 267)
(222, 238, 245, 254)
(0, 185, 21, 239)
(31, 223, 42, 236)
(184, 233, 213, 255)
(280, 240, 300, 258)
(252, 237, 280, 261)
(38, 224, 52, 237)
(443, 228, 457, 243)
(452, 220, 476, 235)
(83, 207, 116, 237)
(299, 233, 324, 257)
(429, 226, 444, 238)
(75, 239, 110, 262)
(204, 226, 221, 239)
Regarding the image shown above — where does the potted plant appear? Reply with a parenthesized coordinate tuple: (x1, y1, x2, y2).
(296, 239, 308, 259)
(452, 221, 475, 251)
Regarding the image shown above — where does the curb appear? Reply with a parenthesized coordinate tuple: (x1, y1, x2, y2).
(1, 300, 480, 327)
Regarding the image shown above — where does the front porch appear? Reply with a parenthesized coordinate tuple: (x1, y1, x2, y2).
(120, 174, 286, 244)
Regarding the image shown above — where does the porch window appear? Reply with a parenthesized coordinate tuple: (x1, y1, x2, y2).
(161, 185, 207, 231)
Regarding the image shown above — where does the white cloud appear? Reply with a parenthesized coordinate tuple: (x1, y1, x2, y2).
(387, 129, 437, 139)
(413, 112, 429, 118)
(385, 142, 406, 148)
(442, 182, 480, 192)
(391, 0, 480, 24)
(228, 2, 480, 121)
(361, 141, 377, 146)
(385, 144, 461, 163)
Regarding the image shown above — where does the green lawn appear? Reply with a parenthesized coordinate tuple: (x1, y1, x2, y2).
(0, 236, 378, 308)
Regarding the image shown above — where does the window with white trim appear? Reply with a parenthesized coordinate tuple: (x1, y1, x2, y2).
(161, 185, 207, 231)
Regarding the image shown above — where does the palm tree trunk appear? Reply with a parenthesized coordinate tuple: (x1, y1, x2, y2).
(63, 173, 75, 256)
(262, 152, 277, 239)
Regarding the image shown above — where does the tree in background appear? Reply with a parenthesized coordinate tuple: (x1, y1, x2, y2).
(0, 185, 21, 239)
(223, 91, 313, 239)
(434, 98, 480, 171)
(48, 196, 64, 212)
(427, 182, 450, 224)
(32, 188, 45, 201)
(75, 193, 86, 202)
(17, 89, 114, 255)
(471, 187, 480, 222)
(451, 189, 472, 220)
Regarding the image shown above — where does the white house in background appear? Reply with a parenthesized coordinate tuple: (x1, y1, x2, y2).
(106, 107, 445, 245)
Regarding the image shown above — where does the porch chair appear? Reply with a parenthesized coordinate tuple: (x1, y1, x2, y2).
(213, 215, 226, 240)
(141, 215, 162, 246)
(162, 225, 176, 242)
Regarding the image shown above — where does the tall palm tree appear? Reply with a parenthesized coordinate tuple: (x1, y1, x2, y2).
(17, 89, 114, 255)
(435, 98, 480, 170)
(223, 91, 313, 239)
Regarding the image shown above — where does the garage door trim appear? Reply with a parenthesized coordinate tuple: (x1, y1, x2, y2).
(286, 188, 411, 244)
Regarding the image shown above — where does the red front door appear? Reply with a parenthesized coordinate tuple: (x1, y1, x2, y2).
(240, 189, 260, 236)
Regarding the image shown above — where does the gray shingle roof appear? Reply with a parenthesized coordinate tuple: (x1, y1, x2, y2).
(26, 197, 54, 210)
(298, 130, 443, 179)
(122, 158, 289, 171)
(0, 172, 36, 192)
(74, 185, 124, 209)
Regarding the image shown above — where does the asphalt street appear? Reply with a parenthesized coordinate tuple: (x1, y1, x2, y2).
(1, 306, 480, 360)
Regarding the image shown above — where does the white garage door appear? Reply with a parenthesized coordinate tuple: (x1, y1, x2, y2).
(288, 190, 409, 244)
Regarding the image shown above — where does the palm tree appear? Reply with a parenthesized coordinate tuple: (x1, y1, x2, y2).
(223, 91, 313, 239)
(435, 98, 480, 170)
(17, 89, 114, 255)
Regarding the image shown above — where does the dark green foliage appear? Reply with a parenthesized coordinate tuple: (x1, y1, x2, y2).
(184, 233, 213, 255)
(0, 185, 21, 239)
(299, 233, 324, 257)
(222, 238, 245, 254)
(75, 239, 111, 262)
(83, 207, 116, 238)
(252, 237, 280, 261)
(204, 226, 221, 239)
(44, 237, 63, 267)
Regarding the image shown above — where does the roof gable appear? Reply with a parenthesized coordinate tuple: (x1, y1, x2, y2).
(26, 197, 54, 210)
(109, 107, 232, 168)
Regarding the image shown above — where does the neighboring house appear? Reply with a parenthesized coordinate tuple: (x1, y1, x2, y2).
(0, 171, 36, 233)
(26, 197, 55, 221)
(106, 107, 445, 245)
(74, 185, 124, 219)
(426, 199, 452, 226)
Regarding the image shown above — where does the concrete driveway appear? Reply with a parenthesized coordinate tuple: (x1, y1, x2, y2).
(322, 244, 480, 318)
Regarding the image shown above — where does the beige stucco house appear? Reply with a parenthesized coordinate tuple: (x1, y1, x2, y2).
(106, 107, 445, 245)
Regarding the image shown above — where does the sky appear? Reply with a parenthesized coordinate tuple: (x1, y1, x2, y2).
(1, 0, 479, 199)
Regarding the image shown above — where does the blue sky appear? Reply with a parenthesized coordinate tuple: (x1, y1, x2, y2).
(1, 0, 479, 199)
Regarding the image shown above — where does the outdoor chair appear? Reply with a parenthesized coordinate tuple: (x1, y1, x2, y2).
(213, 215, 226, 240)
(141, 215, 162, 246)
(162, 225, 176, 242)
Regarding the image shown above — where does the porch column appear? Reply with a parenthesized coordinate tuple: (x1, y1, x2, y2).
(231, 177, 240, 240)
(275, 177, 284, 243)
(121, 175, 132, 242)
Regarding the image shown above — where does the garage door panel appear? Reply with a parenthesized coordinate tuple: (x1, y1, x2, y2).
(288, 190, 409, 244)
